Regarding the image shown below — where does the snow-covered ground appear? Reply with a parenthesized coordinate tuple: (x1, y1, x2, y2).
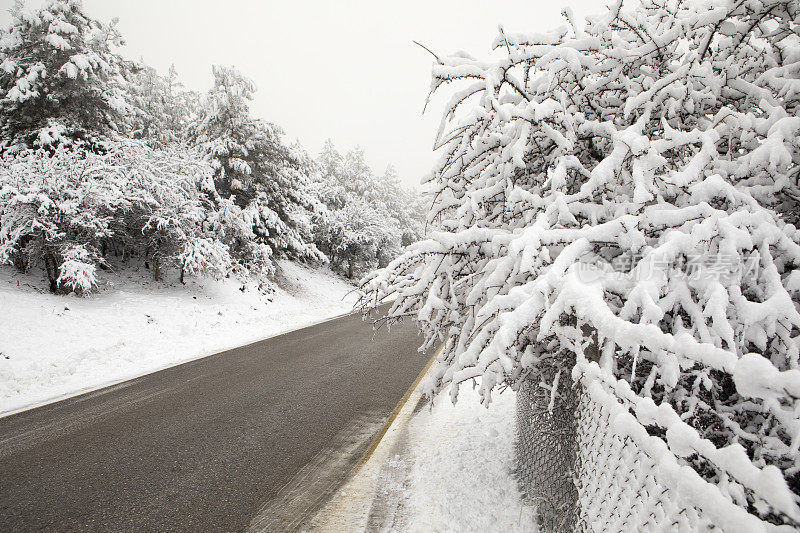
(0, 260, 358, 415)
(400, 385, 536, 532)
(309, 379, 536, 532)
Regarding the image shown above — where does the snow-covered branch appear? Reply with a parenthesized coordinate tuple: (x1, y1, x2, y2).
(359, 0, 800, 523)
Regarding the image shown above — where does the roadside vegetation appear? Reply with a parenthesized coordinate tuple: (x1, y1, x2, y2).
(362, 0, 800, 526)
(0, 0, 423, 294)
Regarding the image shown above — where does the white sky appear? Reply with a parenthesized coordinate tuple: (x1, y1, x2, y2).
(1, 0, 605, 189)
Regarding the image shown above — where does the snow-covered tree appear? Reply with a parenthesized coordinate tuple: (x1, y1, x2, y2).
(0, 146, 116, 292)
(312, 141, 422, 277)
(0, 140, 235, 292)
(316, 139, 349, 210)
(192, 65, 323, 262)
(316, 145, 413, 218)
(361, 0, 800, 524)
(404, 186, 430, 244)
(313, 199, 400, 279)
(0, 0, 128, 151)
(380, 164, 425, 246)
(192, 65, 261, 202)
(126, 63, 199, 148)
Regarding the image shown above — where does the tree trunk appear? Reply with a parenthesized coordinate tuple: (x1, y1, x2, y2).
(43, 253, 59, 294)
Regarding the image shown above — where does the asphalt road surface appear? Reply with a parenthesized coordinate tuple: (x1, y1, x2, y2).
(0, 307, 430, 532)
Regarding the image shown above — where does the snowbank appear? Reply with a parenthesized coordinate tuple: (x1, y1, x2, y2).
(0, 260, 358, 414)
(403, 385, 536, 532)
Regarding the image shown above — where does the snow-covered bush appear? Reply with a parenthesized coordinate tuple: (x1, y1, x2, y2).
(56, 243, 98, 293)
(0, 0, 128, 151)
(361, 0, 800, 523)
(0, 145, 116, 292)
(206, 194, 279, 280)
(177, 237, 232, 282)
(0, 140, 239, 291)
(313, 200, 401, 279)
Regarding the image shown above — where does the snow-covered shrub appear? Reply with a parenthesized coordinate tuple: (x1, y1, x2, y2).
(313, 200, 401, 279)
(177, 237, 232, 282)
(0, 140, 240, 291)
(0, 144, 117, 291)
(56, 243, 98, 293)
(361, 0, 800, 523)
(0, 0, 128, 151)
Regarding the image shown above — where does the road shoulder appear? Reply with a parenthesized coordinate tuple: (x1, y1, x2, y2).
(307, 374, 538, 532)
(303, 361, 432, 532)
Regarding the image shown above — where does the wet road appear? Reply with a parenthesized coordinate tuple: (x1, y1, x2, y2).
(0, 307, 428, 532)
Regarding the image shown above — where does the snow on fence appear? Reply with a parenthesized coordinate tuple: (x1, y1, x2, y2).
(516, 350, 798, 532)
(572, 377, 716, 532)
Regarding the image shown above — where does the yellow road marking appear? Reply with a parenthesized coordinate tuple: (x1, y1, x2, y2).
(358, 344, 442, 466)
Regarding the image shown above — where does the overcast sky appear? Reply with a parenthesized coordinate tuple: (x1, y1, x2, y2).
(1, 0, 606, 189)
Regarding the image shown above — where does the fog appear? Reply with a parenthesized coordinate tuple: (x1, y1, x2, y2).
(1, 0, 604, 188)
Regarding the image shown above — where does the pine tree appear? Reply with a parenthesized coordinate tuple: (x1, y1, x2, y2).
(126, 63, 198, 148)
(313, 199, 398, 279)
(192, 65, 279, 204)
(192, 65, 323, 262)
(0, 0, 128, 151)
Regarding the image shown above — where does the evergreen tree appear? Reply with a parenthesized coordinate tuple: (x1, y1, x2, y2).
(192, 65, 323, 262)
(312, 141, 421, 278)
(192, 65, 284, 205)
(0, 0, 128, 151)
(126, 63, 198, 148)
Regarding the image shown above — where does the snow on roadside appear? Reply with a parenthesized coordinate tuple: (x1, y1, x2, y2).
(0, 260, 358, 414)
(307, 376, 535, 533)
(402, 384, 537, 532)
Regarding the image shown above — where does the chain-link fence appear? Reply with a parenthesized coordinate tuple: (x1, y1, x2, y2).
(572, 385, 712, 532)
(515, 355, 784, 532)
(515, 367, 578, 532)
(516, 373, 723, 532)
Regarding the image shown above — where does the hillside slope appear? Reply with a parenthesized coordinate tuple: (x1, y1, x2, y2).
(0, 261, 358, 414)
